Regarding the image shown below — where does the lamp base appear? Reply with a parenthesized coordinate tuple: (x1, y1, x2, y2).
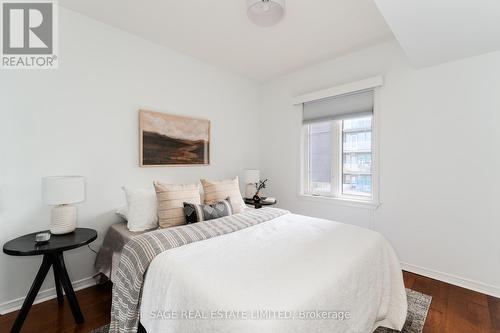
(50, 205, 77, 234)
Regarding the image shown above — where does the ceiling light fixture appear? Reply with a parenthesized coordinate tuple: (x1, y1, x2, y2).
(247, 0, 286, 27)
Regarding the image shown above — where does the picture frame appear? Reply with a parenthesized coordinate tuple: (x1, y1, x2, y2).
(139, 109, 210, 167)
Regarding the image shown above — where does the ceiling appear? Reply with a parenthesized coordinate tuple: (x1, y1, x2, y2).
(374, 0, 500, 68)
(59, 0, 394, 81)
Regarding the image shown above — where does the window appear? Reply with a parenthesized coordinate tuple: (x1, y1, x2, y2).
(308, 121, 332, 193)
(302, 89, 376, 202)
(342, 117, 372, 197)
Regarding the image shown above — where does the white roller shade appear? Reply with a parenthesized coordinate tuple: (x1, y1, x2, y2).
(303, 89, 374, 124)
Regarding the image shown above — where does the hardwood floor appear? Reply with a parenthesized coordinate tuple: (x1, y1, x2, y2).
(0, 271, 498, 333)
(403, 271, 500, 333)
(0, 282, 112, 333)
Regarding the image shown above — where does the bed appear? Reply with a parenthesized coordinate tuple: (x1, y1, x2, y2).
(101, 207, 407, 333)
(94, 222, 153, 283)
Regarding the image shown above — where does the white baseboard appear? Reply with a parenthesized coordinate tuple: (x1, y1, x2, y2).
(401, 262, 500, 298)
(0, 276, 96, 315)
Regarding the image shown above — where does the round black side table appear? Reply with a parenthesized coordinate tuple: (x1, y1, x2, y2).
(3, 228, 97, 333)
(244, 197, 277, 209)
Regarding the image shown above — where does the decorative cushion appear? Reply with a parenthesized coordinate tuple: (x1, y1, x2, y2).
(154, 181, 201, 228)
(121, 187, 158, 232)
(116, 206, 128, 220)
(200, 177, 246, 213)
(184, 198, 233, 223)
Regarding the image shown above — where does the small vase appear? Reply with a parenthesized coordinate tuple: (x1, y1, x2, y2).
(252, 193, 262, 209)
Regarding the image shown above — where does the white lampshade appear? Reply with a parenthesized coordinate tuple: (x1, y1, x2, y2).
(42, 176, 85, 205)
(244, 169, 260, 184)
(247, 0, 286, 27)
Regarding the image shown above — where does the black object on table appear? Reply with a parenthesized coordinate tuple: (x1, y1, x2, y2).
(244, 197, 277, 209)
(3, 228, 97, 333)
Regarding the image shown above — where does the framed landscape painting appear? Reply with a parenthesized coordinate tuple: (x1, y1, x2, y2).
(139, 110, 210, 166)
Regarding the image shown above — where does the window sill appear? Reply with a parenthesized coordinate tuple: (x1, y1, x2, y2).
(298, 194, 380, 210)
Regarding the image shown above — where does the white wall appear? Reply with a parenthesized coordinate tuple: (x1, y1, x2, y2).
(260, 40, 500, 297)
(2, 8, 499, 312)
(0, 8, 262, 310)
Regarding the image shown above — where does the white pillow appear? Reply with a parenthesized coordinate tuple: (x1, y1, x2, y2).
(115, 206, 128, 220)
(122, 187, 158, 232)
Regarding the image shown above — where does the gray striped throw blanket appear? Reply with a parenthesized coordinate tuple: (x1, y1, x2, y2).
(109, 207, 289, 333)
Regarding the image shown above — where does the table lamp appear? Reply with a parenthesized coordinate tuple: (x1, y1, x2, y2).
(42, 176, 85, 234)
(243, 169, 260, 199)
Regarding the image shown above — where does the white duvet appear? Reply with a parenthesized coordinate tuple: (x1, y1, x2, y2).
(140, 213, 407, 333)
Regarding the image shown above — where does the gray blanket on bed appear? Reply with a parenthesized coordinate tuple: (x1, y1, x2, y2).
(109, 207, 289, 333)
(94, 222, 152, 283)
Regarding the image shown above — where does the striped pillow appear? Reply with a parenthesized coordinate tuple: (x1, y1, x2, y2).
(200, 177, 246, 213)
(153, 181, 201, 228)
(184, 198, 232, 223)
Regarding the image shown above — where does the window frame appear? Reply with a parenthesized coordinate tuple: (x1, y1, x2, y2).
(300, 88, 380, 208)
